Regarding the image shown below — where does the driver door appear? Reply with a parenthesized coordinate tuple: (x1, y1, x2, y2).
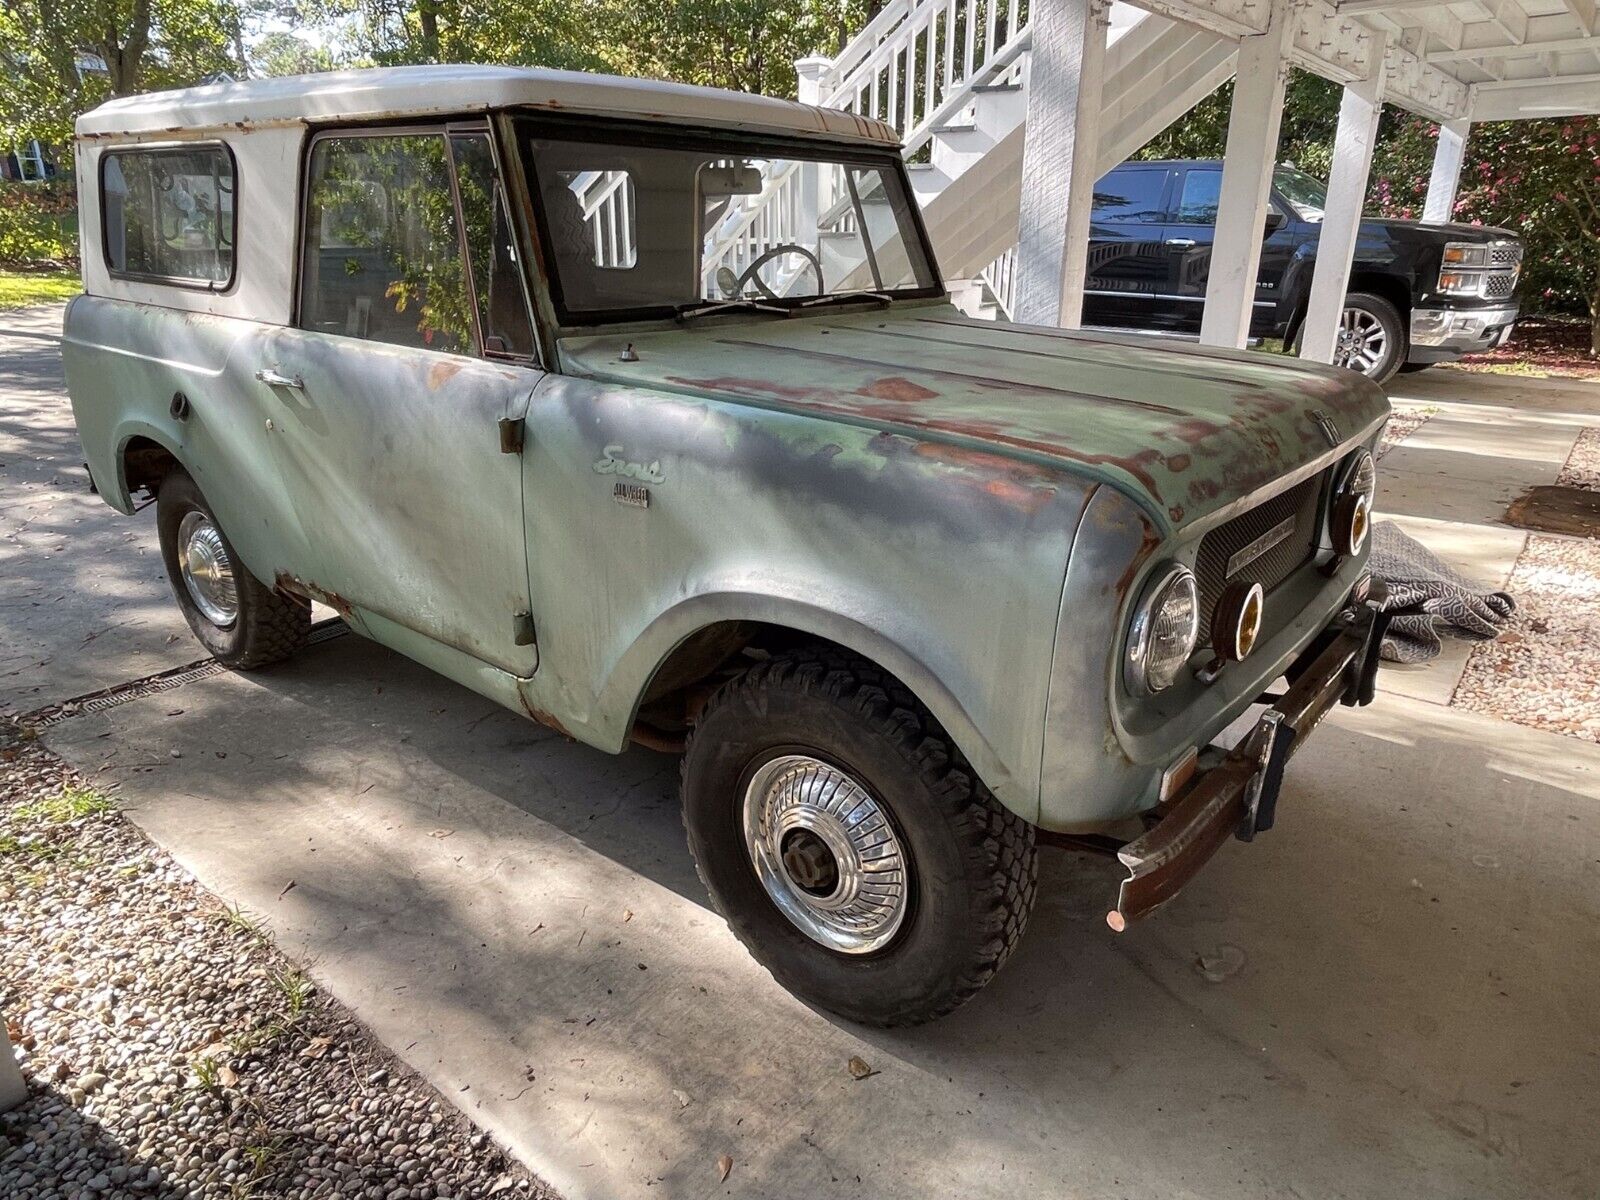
(262, 124, 543, 676)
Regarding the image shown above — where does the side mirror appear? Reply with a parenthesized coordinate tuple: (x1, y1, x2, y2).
(1264, 211, 1287, 235)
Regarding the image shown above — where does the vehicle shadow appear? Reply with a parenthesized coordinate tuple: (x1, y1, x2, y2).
(58, 628, 1595, 1199)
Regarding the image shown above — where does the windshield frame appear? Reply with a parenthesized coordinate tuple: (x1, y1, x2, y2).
(512, 114, 946, 328)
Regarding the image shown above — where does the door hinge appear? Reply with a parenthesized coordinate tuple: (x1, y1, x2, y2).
(512, 611, 537, 647)
(498, 416, 525, 455)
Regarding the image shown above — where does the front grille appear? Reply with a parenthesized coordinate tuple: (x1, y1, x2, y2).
(1484, 272, 1516, 299)
(1489, 243, 1522, 266)
(1193, 473, 1326, 647)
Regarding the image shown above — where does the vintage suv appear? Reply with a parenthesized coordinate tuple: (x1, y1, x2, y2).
(65, 66, 1391, 1026)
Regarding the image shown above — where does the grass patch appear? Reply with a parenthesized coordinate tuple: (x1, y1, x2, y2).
(15, 784, 115, 825)
(269, 966, 314, 1018)
(0, 269, 80, 309)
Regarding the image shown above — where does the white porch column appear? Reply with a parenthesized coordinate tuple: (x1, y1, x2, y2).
(1299, 54, 1387, 366)
(1422, 117, 1470, 224)
(1014, 0, 1111, 328)
(1197, 0, 1295, 348)
(794, 56, 833, 241)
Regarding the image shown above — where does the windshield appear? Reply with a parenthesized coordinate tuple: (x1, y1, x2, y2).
(519, 123, 940, 322)
(1274, 165, 1327, 222)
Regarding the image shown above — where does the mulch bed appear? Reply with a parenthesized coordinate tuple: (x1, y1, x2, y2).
(1454, 316, 1600, 380)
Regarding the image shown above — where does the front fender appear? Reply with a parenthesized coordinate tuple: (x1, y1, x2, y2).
(591, 591, 1031, 819)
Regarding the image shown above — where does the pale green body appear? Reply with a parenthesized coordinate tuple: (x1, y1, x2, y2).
(65, 290, 1386, 830)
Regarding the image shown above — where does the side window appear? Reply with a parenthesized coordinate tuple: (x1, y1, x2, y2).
(101, 145, 235, 286)
(1091, 169, 1168, 225)
(448, 132, 537, 359)
(1174, 169, 1222, 225)
(299, 134, 471, 354)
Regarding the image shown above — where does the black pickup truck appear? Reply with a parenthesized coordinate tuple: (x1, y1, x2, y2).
(1079, 159, 1523, 384)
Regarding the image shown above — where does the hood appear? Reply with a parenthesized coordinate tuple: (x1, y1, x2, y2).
(1366, 216, 1520, 243)
(558, 306, 1389, 533)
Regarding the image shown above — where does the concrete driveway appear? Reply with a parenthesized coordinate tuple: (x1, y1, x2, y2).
(5, 306, 1598, 1200)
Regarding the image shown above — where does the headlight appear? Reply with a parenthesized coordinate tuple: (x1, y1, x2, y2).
(1442, 242, 1489, 268)
(1439, 243, 1488, 296)
(1126, 564, 1200, 694)
(1331, 449, 1376, 557)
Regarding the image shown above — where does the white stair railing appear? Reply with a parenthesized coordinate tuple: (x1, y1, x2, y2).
(820, 0, 1032, 159)
(978, 244, 1018, 318)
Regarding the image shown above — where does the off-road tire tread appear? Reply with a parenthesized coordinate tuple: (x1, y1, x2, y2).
(683, 645, 1037, 1026)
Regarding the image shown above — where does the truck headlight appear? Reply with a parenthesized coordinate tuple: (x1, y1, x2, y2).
(1331, 449, 1376, 557)
(1439, 243, 1487, 296)
(1126, 564, 1200, 694)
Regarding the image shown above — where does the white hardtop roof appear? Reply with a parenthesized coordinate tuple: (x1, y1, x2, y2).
(75, 63, 900, 144)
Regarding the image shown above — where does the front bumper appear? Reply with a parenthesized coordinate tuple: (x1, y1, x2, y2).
(1103, 589, 1391, 930)
(1408, 305, 1518, 363)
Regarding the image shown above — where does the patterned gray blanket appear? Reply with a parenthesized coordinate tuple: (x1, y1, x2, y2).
(1368, 521, 1517, 664)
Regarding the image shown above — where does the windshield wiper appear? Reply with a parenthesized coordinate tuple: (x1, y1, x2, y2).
(794, 290, 894, 309)
(674, 298, 790, 323)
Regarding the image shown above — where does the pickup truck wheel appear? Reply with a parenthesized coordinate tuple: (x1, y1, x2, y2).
(681, 648, 1037, 1026)
(156, 471, 310, 669)
(1332, 293, 1406, 385)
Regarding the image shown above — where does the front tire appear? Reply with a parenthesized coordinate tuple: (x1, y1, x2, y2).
(681, 648, 1036, 1026)
(1333, 292, 1407, 385)
(156, 470, 310, 670)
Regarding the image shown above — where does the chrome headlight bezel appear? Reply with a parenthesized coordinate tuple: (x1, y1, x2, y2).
(1125, 563, 1201, 695)
(1331, 448, 1376, 557)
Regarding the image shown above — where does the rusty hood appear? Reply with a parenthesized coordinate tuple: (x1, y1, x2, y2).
(558, 306, 1390, 532)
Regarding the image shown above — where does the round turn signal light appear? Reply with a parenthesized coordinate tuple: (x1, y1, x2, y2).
(1212, 580, 1265, 662)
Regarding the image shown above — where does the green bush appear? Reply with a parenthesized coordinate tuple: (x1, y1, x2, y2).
(0, 180, 79, 266)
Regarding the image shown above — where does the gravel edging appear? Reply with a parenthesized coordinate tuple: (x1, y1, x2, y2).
(1377, 404, 1437, 460)
(1451, 426, 1600, 743)
(0, 727, 556, 1200)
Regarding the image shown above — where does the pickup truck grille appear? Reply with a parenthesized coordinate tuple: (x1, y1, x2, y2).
(1193, 473, 1327, 647)
(1484, 273, 1516, 299)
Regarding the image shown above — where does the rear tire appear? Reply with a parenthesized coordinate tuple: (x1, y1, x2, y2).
(156, 470, 310, 670)
(681, 647, 1036, 1026)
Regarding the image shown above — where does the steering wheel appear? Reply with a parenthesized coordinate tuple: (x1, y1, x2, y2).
(725, 243, 825, 300)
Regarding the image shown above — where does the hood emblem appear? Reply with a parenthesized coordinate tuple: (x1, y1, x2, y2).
(1311, 410, 1341, 448)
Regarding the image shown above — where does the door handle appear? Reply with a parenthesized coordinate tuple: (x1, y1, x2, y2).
(255, 367, 304, 390)
(1164, 237, 1197, 248)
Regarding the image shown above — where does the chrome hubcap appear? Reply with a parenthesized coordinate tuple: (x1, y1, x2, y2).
(177, 510, 238, 628)
(1333, 306, 1388, 376)
(742, 755, 909, 954)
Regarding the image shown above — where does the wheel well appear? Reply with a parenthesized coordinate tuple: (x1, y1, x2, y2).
(121, 436, 181, 500)
(1286, 272, 1412, 345)
(1346, 272, 1411, 324)
(632, 621, 899, 745)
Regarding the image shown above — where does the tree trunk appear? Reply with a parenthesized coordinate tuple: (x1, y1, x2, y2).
(1591, 271, 1600, 359)
(418, 0, 441, 61)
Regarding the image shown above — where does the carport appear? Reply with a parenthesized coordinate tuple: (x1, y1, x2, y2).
(1010, 0, 1600, 359)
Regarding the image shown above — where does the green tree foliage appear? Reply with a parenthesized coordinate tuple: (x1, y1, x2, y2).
(0, 0, 254, 148)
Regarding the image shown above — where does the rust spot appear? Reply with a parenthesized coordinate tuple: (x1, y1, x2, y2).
(1166, 453, 1192, 473)
(427, 360, 463, 391)
(856, 376, 938, 403)
(275, 572, 352, 618)
(518, 692, 575, 740)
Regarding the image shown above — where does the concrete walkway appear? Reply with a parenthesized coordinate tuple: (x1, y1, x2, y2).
(1377, 368, 1595, 704)
(6, 308, 1598, 1200)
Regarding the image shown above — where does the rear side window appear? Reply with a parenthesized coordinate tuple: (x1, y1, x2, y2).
(1092, 169, 1169, 225)
(299, 133, 471, 354)
(1174, 169, 1223, 224)
(101, 145, 236, 286)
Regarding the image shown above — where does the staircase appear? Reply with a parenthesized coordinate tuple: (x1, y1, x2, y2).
(701, 0, 1240, 317)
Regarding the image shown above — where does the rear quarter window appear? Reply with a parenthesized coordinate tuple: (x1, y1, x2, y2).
(100, 144, 237, 288)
